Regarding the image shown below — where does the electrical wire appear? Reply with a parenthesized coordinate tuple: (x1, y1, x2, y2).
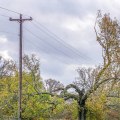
(24, 27, 77, 60)
(0, 29, 71, 65)
(0, 6, 31, 18)
(0, 6, 95, 64)
(23, 37, 71, 65)
(32, 20, 90, 61)
(0, 6, 20, 14)
(0, 14, 10, 18)
(0, 31, 18, 35)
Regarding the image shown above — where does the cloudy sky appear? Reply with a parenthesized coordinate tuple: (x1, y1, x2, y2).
(0, 0, 120, 85)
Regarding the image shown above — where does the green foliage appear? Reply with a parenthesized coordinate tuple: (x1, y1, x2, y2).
(0, 55, 77, 120)
(86, 91, 108, 120)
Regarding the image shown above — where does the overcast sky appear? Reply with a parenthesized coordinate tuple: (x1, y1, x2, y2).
(0, 0, 120, 85)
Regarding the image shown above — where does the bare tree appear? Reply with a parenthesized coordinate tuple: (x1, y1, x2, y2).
(45, 79, 64, 94)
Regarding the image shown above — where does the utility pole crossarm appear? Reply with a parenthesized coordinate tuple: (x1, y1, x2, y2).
(9, 14, 32, 120)
(9, 16, 32, 22)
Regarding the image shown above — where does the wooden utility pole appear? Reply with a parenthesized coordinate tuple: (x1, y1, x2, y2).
(9, 14, 32, 120)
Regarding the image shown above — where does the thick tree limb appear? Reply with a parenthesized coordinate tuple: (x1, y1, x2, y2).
(63, 84, 82, 96)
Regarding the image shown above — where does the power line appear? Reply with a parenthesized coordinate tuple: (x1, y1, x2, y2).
(0, 31, 18, 35)
(23, 36, 72, 65)
(0, 6, 20, 14)
(0, 14, 10, 18)
(0, 6, 31, 18)
(0, 29, 76, 65)
(0, 7, 81, 64)
(0, 6, 91, 61)
(24, 27, 91, 64)
(0, 6, 94, 64)
(24, 27, 76, 60)
(32, 20, 90, 61)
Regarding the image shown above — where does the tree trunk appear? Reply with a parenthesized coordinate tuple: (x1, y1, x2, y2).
(78, 99, 87, 120)
(78, 107, 87, 120)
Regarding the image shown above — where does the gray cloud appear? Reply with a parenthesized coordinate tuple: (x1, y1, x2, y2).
(0, 0, 119, 84)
